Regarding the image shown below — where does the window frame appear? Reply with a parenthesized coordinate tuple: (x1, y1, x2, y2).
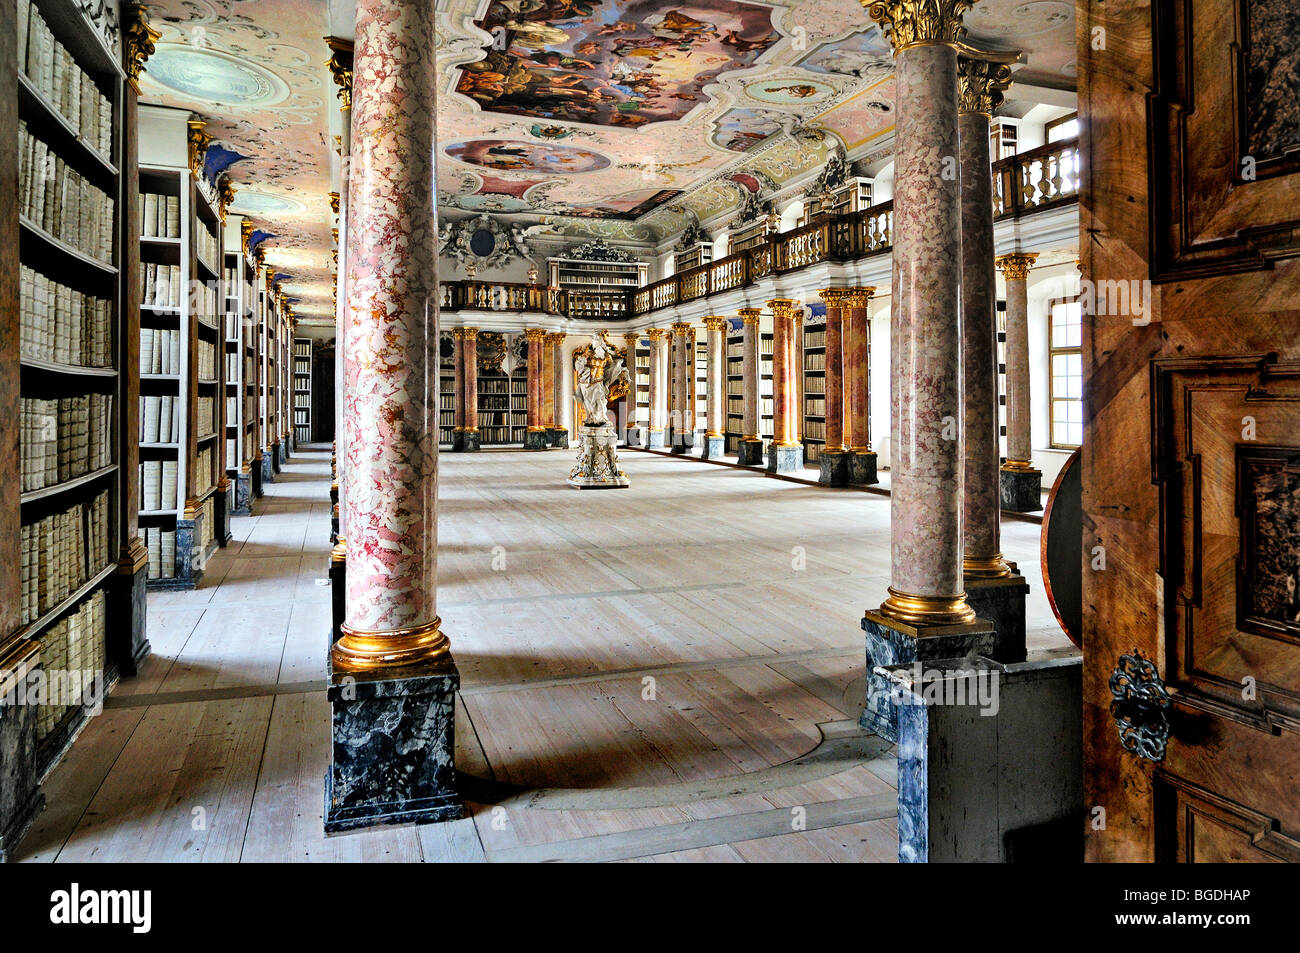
(1048, 293, 1083, 450)
(1045, 111, 1079, 143)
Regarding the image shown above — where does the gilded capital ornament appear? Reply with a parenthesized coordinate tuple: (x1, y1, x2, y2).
(703, 315, 728, 331)
(818, 288, 852, 307)
(328, 192, 340, 217)
(186, 119, 212, 180)
(957, 55, 1015, 117)
(524, 328, 547, 342)
(844, 287, 877, 308)
(738, 307, 761, 325)
(624, 332, 639, 345)
(545, 331, 566, 345)
(324, 37, 354, 111)
(995, 252, 1038, 281)
(240, 219, 254, 255)
(865, 0, 974, 53)
(122, 4, 160, 95)
(671, 321, 694, 336)
(216, 173, 236, 223)
(464, 326, 479, 340)
(767, 298, 799, 319)
(647, 327, 665, 340)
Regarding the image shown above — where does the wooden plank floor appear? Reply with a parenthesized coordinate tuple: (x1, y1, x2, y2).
(16, 443, 1069, 863)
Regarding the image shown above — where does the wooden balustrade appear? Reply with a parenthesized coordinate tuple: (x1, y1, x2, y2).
(439, 138, 1076, 321)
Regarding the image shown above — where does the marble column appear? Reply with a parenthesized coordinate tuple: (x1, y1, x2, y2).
(861, 0, 994, 744)
(461, 327, 480, 451)
(329, 0, 460, 831)
(451, 327, 466, 451)
(818, 289, 849, 485)
(623, 331, 641, 445)
(670, 322, 694, 453)
(767, 299, 803, 473)
(701, 316, 727, 459)
(546, 332, 567, 447)
(524, 328, 548, 449)
(996, 252, 1041, 512)
(960, 55, 1027, 662)
(737, 308, 764, 465)
(646, 328, 666, 447)
(845, 287, 878, 485)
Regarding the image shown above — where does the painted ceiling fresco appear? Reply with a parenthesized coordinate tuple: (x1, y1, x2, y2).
(436, 0, 1078, 234)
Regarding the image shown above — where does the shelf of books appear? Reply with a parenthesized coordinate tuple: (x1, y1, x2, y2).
(11, 0, 139, 779)
(802, 320, 826, 465)
(293, 337, 311, 444)
(258, 279, 283, 477)
(634, 341, 650, 440)
(694, 337, 707, 440)
(760, 331, 775, 449)
(725, 331, 744, 454)
(280, 317, 293, 455)
(137, 158, 228, 589)
(997, 299, 1008, 458)
(223, 218, 258, 511)
(477, 372, 527, 444)
(439, 370, 455, 446)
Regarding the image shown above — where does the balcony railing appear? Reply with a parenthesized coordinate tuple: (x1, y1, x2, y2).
(441, 136, 1078, 322)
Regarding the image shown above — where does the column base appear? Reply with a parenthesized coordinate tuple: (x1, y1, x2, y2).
(964, 572, 1029, 663)
(524, 430, 549, 451)
(1000, 466, 1042, 512)
(261, 452, 275, 485)
(848, 450, 879, 485)
(109, 552, 150, 676)
(215, 484, 233, 546)
(451, 429, 465, 452)
(272, 442, 283, 474)
(625, 426, 642, 448)
(461, 430, 481, 452)
(700, 435, 725, 460)
(819, 449, 849, 486)
(647, 429, 665, 449)
(860, 609, 996, 743)
(233, 472, 253, 515)
(251, 457, 264, 498)
(324, 655, 462, 833)
(737, 438, 764, 466)
(546, 427, 569, 448)
(767, 443, 803, 473)
(670, 430, 695, 454)
(151, 514, 205, 591)
(0, 644, 44, 862)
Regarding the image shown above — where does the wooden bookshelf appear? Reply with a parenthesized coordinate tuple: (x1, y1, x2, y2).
(802, 320, 827, 465)
(634, 342, 650, 433)
(725, 330, 743, 454)
(760, 331, 774, 449)
(223, 216, 258, 511)
(694, 337, 707, 439)
(7, 0, 141, 795)
(293, 337, 311, 444)
(135, 131, 228, 588)
(257, 277, 285, 477)
(477, 372, 527, 445)
(547, 238, 647, 293)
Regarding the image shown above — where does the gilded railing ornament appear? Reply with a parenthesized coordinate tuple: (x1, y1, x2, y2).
(865, 0, 974, 53)
(122, 4, 159, 95)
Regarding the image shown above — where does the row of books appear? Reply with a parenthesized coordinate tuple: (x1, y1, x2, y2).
(294, 425, 311, 442)
(197, 495, 216, 556)
(34, 590, 107, 741)
(20, 489, 111, 624)
(293, 341, 311, 359)
(479, 379, 525, 394)
(195, 221, 219, 270)
(294, 359, 310, 375)
(294, 393, 310, 409)
(139, 192, 182, 240)
(225, 352, 254, 380)
(805, 352, 827, 371)
(805, 420, 827, 441)
(199, 341, 217, 381)
(140, 328, 182, 375)
(141, 264, 184, 310)
(19, 265, 113, 367)
(478, 426, 526, 443)
(18, 0, 113, 157)
(194, 446, 214, 495)
(293, 409, 309, 425)
(139, 396, 182, 444)
(804, 442, 823, 464)
(805, 398, 826, 416)
(18, 121, 115, 263)
(197, 396, 216, 437)
(21, 394, 114, 492)
(139, 460, 178, 512)
(143, 527, 177, 580)
(804, 329, 827, 348)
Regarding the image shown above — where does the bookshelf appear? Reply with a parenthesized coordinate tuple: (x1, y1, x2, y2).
(634, 341, 650, 436)
(438, 330, 454, 446)
(546, 239, 647, 293)
(223, 217, 258, 510)
(801, 177, 874, 225)
(997, 299, 1007, 456)
(725, 329, 743, 454)
(674, 241, 713, 274)
(802, 320, 826, 465)
(136, 147, 227, 588)
(760, 331, 775, 449)
(9, 0, 142, 788)
(293, 337, 311, 443)
(476, 372, 527, 445)
(694, 338, 707, 440)
(258, 279, 283, 478)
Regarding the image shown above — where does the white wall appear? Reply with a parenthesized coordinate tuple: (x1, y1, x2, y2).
(870, 300, 892, 469)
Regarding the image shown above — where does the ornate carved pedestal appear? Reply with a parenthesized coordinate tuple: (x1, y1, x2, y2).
(567, 423, 630, 489)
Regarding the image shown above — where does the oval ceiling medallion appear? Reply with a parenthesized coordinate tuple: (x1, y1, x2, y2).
(444, 139, 611, 175)
(230, 190, 305, 215)
(145, 44, 291, 107)
(745, 79, 835, 105)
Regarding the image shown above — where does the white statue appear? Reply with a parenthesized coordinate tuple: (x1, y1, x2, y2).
(575, 331, 628, 427)
(568, 331, 630, 489)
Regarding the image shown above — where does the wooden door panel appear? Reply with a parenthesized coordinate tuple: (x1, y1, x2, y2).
(1156, 773, 1300, 862)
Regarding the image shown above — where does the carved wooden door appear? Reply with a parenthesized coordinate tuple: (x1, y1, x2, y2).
(1081, 0, 1300, 861)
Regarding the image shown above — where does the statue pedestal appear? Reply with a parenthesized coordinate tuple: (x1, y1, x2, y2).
(567, 423, 630, 489)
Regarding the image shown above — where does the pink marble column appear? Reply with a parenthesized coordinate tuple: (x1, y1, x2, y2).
(622, 331, 639, 441)
(336, 0, 446, 669)
(463, 327, 478, 444)
(844, 289, 874, 452)
(996, 253, 1037, 467)
(524, 328, 546, 446)
(819, 290, 847, 451)
(872, 11, 972, 626)
(704, 316, 726, 437)
(671, 322, 694, 449)
(647, 328, 665, 446)
(960, 55, 1013, 578)
(768, 299, 798, 446)
(452, 328, 466, 441)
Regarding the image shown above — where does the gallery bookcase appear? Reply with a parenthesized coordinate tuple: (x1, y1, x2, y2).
(223, 219, 258, 510)
(634, 341, 650, 435)
(5, 0, 148, 809)
(476, 372, 527, 445)
(438, 370, 455, 446)
(293, 337, 311, 444)
(725, 330, 743, 454)
(694, 337, 707, 439)
(760, 331, 775, 449)
(136, 158, 228, 589)
(257, 280, 285, 477)
(802, 320, 826, 464)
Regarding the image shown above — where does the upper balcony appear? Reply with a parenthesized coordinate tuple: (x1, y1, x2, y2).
(439, 136, 1080, 324)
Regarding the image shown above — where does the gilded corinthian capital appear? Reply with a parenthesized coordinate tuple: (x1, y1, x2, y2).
(122, 4, 160, 94)
(324, 38, 355, 111)
(957, 53, 1017, 116)
(865, 0, 974, 53)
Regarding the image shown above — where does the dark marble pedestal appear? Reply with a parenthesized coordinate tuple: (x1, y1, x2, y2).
(819, 450, 849, 486)
(451, 429, 466, 452)
(251, 457, 264, 498)
(261, 452, 275, 485)
(109, 556, 150, 676)
(272, 442, 283, 473)
(625, 426, 642, 447)
(647, 429, 665, 449)
(151, 513, 204, 591)
(328, 553, 345, 651)
(737, 438, 764, 466)
(524, 430, 549, 450)
(1000, 466, 1042, 512)
(670, 430, 694, 454)
(233, 472, 252, 515)
(546, 427, 568, 448)
(0, 646, 44, 863)
(325, 655, 462, 833)
(965, 572, 1029, 663)
(461, 430, 481, 452)
(848, 450, 879, 485)
(861, 610, 996, 743)
(700, 435, 725, 460)
(215, 485, 234, 546)
(767, 443, 803, 474)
